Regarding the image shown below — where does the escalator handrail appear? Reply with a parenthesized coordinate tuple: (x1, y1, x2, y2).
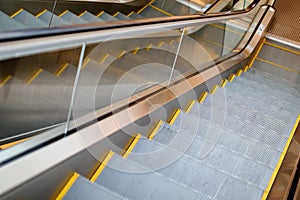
(0, 0, 264, 42)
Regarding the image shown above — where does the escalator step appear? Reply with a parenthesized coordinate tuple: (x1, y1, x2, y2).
(59, 173, 127, 200)
(0, 11, 25, 31)
(209, 85, 298, 120)
(128, 12, 145, 19)
(97, 11, 118, 21)
(93, 153, 206, 200)
(241, 70, 300, 94)
(129, 136, 271, 196)
(79, 11, 104, 23)
(113, 12, 131, 20)
(36, 9, 69, 27)
(11, 9, 48, 28)
(59, 10, 88, 25)
(222, 81, 300, 114)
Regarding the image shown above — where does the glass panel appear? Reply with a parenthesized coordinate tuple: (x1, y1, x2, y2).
(0, 46, 82, 148)
(71, 29, 182, 128)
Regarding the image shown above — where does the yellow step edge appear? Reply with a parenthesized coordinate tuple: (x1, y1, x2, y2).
(148, 120, 163, 140)
(118, 50, 126, 59)
(157, 41, 164, 47)
(236, 69, 243, 76)
(27, 68, 43, 84)
(56, 172, 80, 200)
(82, 58, 91, 69)
(264, 41, 300, 56)
(10, 8, 24, 18)
(169, 39, 175, 45)
(168, 108, 181, 125)
(99, 54, 109, 64)
(132, 47, 140, 55)
(59, 10, 69, 17)
(123, 134, 141, 158)
(0, 75, 12, 87)
(146, 44, 153, 51)
(228, 74, 236, 82)
(55, 63, 69, 76)
(199, 91, 208, 103)
(242, 65, 249, 72)
(137, 0, 155, 14)
(261, 115, 300, 200)
(256, 57, 300, 74)
(113, 11, 120, 17)
(96, 11, 104, 17)
(248, 38, 266, 68)
(149, 4, 173, 16)
(79, 10, 87, 17)
(210, 85, 219, 95)
(90, 151, 114, 182)
(184, 99, 195, 113)
(127, 11, 134, 17)
(36, 9, 47, 18)
(221, 79, 228, 88)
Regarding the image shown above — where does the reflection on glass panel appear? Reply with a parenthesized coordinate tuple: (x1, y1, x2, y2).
(0, 47, 81, 148)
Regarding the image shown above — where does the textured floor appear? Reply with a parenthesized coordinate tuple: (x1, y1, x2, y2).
(268, 0, 300, 43)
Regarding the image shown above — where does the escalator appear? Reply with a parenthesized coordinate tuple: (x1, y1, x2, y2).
(0, 0, 299, 199)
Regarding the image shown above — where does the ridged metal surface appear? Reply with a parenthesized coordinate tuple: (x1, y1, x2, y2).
(268, 0, 300, 43)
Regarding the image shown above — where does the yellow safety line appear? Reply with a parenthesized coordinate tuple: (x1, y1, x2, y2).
(82, 58, 90, 69)
(248, 38, 266, 68)
(118, 50, 126, 58)
(261, 115, 300, 200)
(210, 85, 218, 95)
(10, 8, 24, 18)
(123, 134, 141, 158)
(90, 151, 114, 182)
(199, 91, 208, 103)
(256, 57, 300, 74)
(127, 11, 134, 17)
(184, 99, 195, 113)
(209, 24, 243, 36)
(55, 63, 69, 76)
(228, 74, 236, 82)
(79, 10, 87, 17)
(157, 41, 164, 47)
(96, 11, 104, 17)
(0, 138, 29, 150)
(99, 54, 109, 64)
(221, 79, 228, 88)
(132, 47, 140, 55)
(113, 11, 120, 17)
(56, 173, 80, 200)
(242, 65, 249, 72)
(0, 75, 12, 87)
(137, 0, 155, 14)
(264, 41, 300, 56)
(27, 68, 43, 84)
(168, 108, 181, 125)
(36, 9, 47, 18)
(148, 120, 163, 140)
(236, 69, 243, 76)
(59, 10, 69, 17)
(149, 4, 173, 16)
(146, 44, 153, 51)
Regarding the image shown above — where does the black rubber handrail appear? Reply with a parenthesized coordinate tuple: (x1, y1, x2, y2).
(0, 0, 261, 42)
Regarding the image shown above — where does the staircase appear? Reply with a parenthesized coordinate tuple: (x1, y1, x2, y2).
(54, 38, 300, 200)
(0, 0, 200, 32)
